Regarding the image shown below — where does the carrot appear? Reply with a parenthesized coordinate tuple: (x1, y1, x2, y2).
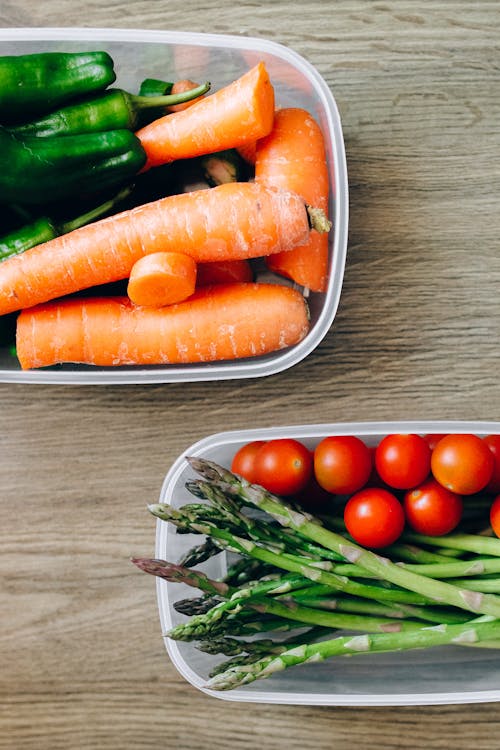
(236, 141, 257, 165)
(136, 62, 275, 169)
(16, 282, 310, 369)
(196, 259, 253, 287)
(0, 181, 329, 316)
(255, 107, 330, 293)
(166, 79, 206, 112)
(127, 251, 197, 307)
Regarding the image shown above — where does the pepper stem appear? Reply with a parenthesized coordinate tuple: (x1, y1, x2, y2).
(130, 81, 210, 111)
(60, 186, 132, 234)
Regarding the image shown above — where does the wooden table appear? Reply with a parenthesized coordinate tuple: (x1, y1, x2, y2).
(2, 2, 500, 747)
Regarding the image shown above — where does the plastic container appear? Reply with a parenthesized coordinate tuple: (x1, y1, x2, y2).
(0, 27, 348, 384)
(155, 420, 500, 705)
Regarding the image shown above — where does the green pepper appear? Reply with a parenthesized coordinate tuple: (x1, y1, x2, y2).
(136, 78, 174, 127)
(0, 51, 116, 124)
(0, 126, 146, 206)
(8, 81, 210, 138)
(0, 186, 132, 261)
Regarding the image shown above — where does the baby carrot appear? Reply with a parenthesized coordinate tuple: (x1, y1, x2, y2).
(127, 251, 197, 307)
(255, 107, 330, 292)
(196, 259, 253, 287)
(0, 181, 328, 316)
(16, 282, 310, 369)
(136, 62, 275, 169)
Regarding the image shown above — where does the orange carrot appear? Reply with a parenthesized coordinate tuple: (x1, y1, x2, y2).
(127, 251, 197, 307)
(136, 62, 275, 169)
(255, 107, 330, 293)
(166, 79, 206, 112)
(0, 181, 327, 316)
(16, 283, 310, 369)
(236, 141, 257, 165)
(196, 259, 253, 287)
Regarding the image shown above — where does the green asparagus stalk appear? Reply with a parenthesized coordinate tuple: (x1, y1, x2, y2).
(290, 589, 471, 625)
(186, 458, 500, 618)
(131, 557, 230, 597)
(327, 556, 500, 580)
(178, 537, 222, 567)
(148, 502, 431, 605)
(206, 618, 500, 691)
(403, 531, 500, 557)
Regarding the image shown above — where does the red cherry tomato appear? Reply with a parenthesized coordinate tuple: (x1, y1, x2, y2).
(343, 487, 405, 548)
(374, 434, 431, 490)
(483, 435, 500, 494)
(254, 438, 313, 496)
(490, 495, 500, 538)
(403, 479, 463, 536)
(314, 436, 372, 495)
(231, 440, 267, 483)
(431, 434, 494, 495)
(424, 434, 448, 451)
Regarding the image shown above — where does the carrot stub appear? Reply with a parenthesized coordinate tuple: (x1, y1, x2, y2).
(136, 62, 275, 169)
(16, 282, 310, 369)
(255, 107, 331, 292)
(127, 251, 197, 307)
(0, 181, 326, 316)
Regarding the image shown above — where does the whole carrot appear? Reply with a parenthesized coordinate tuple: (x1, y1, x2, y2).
(255, 107, 330, 292)
(136, 62, 275, 169)
(0, 181, 329, 316)
(16, 283, 310, 369)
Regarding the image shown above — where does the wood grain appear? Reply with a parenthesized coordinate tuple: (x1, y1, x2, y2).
(2, 1, 500, 748)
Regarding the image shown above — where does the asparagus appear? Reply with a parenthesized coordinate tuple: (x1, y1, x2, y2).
(178, 537, 222, 567)
(131, 557, 230, 597)
(206, 618, 500, 691)
(402, 531, 500, 557)
(290, 589, 471, 625)
(187, 458, 500, 618)
(327, 557, 500, 580)
(148, 502, 431, 605)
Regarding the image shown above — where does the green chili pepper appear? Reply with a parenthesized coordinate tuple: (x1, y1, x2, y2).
(0, 126, 146, 206)
(8, 81, 210, 138)
(0, 51, 116, 124)
(139, 78, 174, 97)
(0, 186, 132, 261)
(136, 78, 174, 127)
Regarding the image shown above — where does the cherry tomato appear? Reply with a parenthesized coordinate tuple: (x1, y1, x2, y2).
(231, 440, 267, 483)
(314, 436, 372, 495)
(490, 495, 500, 538)
(431, 433, 494, 495)
(374, 434, 431, 490)
(403, 479, 463, 536)
(483, 435, 500, 494)
(344, 487, 405, 548)
(424, 434, 448, 451)
(254, 438, 313, 496)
